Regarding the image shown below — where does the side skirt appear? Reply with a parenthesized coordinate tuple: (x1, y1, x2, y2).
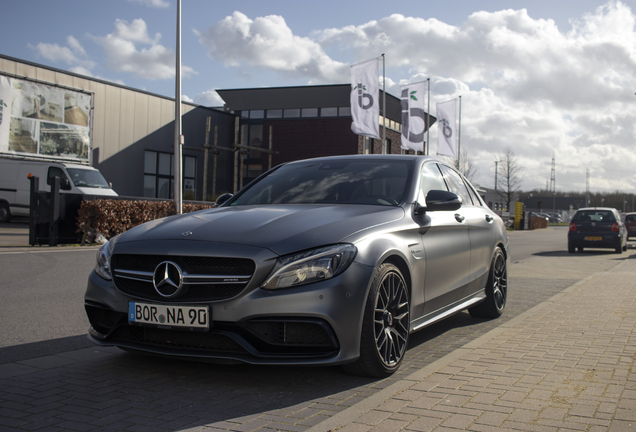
(410, 290, 486, 333)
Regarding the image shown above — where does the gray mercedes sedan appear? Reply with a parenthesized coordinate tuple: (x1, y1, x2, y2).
(85, 155, 509, 377)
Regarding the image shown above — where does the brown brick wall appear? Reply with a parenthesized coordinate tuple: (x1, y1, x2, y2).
(261, 118, 359, 166)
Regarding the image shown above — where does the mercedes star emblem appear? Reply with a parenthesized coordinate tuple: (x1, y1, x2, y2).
(181, 231, 193, 237)
(153, 261, 184, 298)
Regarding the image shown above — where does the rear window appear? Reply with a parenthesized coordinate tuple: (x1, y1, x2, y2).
(625, 214, 636, 222)
(573, 210, 616, 223)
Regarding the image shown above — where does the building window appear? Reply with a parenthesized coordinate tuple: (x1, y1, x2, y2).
(339, 107, 351, 117)
(249, 110, 264, 119)
(267, 109, 282, 118)
(144, 150, 196, 199)
(284, 108, 300, 118)
(363, 137, 374, 154)
(321, 107, 338, 117)
(301, 108, 318, 117)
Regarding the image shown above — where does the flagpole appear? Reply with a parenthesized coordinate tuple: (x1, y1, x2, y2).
(174, 0, 182, 214)
(426, 78, 430, 155)
(458, 95, 462, 167)
(382, 54, 386, 154)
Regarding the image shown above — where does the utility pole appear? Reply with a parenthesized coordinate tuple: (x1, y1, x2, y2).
(585, 168, 590, 207)
(494, 160, 499, 191)
(549, 152, 556, 193)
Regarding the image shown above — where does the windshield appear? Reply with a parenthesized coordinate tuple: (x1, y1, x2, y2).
(231, 160, 411, 206)
(573, 210, 616, 223)
(66, 168, 110, 188)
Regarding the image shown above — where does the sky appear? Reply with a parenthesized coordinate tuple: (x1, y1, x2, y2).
(1, 0, 635, 194)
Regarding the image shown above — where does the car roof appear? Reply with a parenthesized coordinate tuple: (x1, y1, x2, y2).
(576, 207, 617, 212)
(287, 154, 442, 163)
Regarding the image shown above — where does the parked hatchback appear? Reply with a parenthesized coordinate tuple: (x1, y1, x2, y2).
(85, 155, 509, 377)
(624, 213, 636, 240)
(568, 207, 627, 253)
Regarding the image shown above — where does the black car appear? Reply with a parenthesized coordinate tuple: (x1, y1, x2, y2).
(568, 207, 627, 253)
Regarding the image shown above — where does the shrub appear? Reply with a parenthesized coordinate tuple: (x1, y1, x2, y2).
(77, 199, 214, 241)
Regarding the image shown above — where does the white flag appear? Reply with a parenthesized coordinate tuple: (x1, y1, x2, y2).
(436, 99, 457, 158)
(350, 59, 379, 139)
(400, 81, 427, 152)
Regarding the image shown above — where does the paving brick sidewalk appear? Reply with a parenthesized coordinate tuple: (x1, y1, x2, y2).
(308, 259, 636, 432)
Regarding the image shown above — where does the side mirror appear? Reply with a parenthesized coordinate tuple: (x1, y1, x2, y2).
(60, 178, 72, 190)
(416, 190, 462, 214)
(215, 193, 233, 206)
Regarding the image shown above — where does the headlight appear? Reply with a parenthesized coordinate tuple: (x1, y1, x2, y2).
(94, 234, 120, 280)
(261, 244, 357, 290)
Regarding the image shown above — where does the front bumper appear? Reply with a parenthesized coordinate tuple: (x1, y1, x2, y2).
(85, 251, 375, 366)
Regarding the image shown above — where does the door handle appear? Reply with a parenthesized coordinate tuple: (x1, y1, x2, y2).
(485, 215, 494, 223)
(454, 214, 465, 223)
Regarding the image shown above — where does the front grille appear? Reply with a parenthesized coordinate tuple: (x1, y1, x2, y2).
(111, 254, 255, 302)
(110, 326, 247, 353)
(95, 318, 339, 358)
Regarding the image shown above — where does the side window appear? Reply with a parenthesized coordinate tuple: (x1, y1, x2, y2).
(465, 180, 482, 206)
(419, 163, 447, 204)
(47, 167, 67, 183)
(439, 165, 472, 205)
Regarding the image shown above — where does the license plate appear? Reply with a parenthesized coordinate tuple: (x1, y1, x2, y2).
(128, 302, 209, 330)
(585, 236, 603, 241)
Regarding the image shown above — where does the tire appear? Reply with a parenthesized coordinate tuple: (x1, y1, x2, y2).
(623, 244, 628, 252)
(615, 246, 622, 254)
(568, 243, 575, 253)
(577, 247, 584, 252)
(0, 202, 11, 223)
(469, 247, 507, 319)
(342, 263, 410, 378)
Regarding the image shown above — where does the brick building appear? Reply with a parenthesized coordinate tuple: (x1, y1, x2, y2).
(217, 85, 436, 189)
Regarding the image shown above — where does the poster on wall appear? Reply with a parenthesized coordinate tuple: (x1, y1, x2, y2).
(0, 74, 92, 161)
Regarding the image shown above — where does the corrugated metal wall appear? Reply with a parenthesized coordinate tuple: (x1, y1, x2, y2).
(0, 56, 195, 163)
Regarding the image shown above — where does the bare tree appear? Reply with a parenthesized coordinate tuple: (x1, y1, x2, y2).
(453, 148, 478, 183)
(495, 147, 523, 212)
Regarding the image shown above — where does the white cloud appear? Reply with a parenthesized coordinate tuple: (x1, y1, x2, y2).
(194, 12, 348, 83)
(181, 94, 193, 103)
(29, 37, 96, 71)
(68, 66, 126, 85)
(96, 18, 196, 80)
(193, 89, 225, 107)
(127, 0, 169, 8)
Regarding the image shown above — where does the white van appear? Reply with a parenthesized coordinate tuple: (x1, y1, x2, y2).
(0, 158, 118, 222)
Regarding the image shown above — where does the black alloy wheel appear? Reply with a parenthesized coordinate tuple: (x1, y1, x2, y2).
(343, 263, 410, 377)
(469, 247, 507, 319)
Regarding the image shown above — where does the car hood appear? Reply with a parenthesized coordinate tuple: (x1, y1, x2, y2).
(118, 204, 405, 256)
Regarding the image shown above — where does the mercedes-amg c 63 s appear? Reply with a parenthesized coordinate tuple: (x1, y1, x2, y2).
(85, 155, 509, 377)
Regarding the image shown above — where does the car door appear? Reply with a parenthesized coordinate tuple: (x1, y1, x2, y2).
(450, 169, 496, 292)
(415, 162, 471, 316)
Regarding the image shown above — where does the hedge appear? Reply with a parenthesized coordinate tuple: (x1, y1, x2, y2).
(77, 199, 214, 241)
